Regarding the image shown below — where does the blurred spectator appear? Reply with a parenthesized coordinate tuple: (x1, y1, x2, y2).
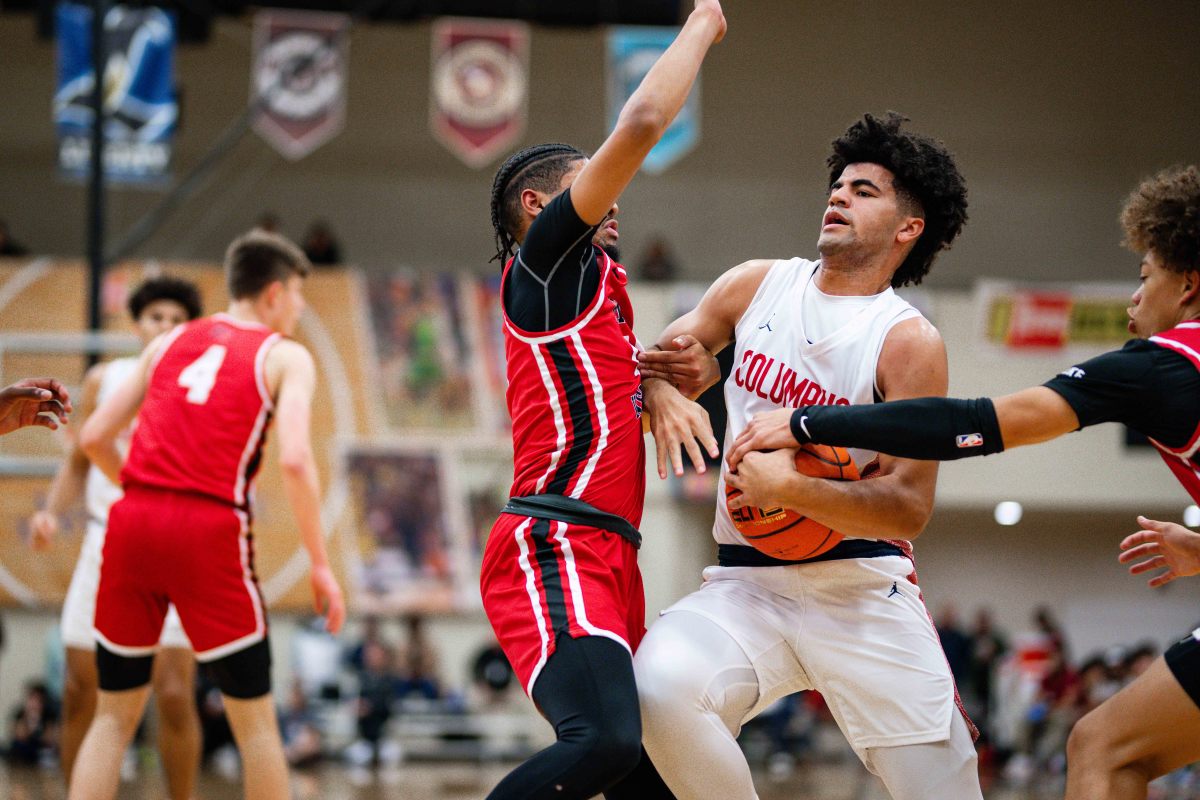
(279, 679, 323, 768)
(346, 616, 386, 676)
(636, 236, 679, 282)
(0, 220, 29, 256)
(194, 668, 233, 765)
(354, 640, 397, 764)
(7, 683, 59, 765)
(302, 220, 343, 266)
(1034, 606, 1067, 661)
(936, 604, 972, 688)
(255, 211, 281, 233)
(395, 615, 440, 702)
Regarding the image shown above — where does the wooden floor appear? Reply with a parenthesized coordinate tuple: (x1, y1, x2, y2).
(1, 759, 1066, 800)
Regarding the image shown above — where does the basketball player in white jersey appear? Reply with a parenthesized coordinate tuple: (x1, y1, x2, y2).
(30, 277, 203, 800)
(634, 113, 979, 799)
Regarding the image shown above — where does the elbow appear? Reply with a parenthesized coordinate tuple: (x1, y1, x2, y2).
(78, 422, 102, 461)
(279, 449, 312, 478)
(616, 102, 669, 145)
(891, 501, 934, 541)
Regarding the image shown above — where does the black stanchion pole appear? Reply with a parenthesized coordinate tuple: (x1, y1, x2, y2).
(86, 0, 108, 362)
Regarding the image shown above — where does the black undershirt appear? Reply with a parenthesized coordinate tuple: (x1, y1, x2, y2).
(1042, 338, 1200, 449)
(504, 188, 602, 333)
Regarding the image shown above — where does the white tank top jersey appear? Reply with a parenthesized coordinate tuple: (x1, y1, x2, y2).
(713, 258, 922, 547)
(84, 356, 138, 525)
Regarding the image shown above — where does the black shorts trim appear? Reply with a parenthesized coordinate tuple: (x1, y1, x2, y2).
(97, 642, 154, 692)
(717, 539, 906, 568)
(205, 637, 272, 699)
(1165, 632, 1200, 710)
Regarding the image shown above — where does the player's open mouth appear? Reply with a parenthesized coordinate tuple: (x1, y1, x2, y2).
(822, 210, 849, 227)
(603, 220, 619, 236)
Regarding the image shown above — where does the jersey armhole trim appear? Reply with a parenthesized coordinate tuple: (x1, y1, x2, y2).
(503, 249, 614, 345)
(254, 333, 283, 411)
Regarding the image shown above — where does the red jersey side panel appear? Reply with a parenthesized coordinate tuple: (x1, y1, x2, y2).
(1149, 321, 1200, 502)
(502, 250, 646, 528)
(122, 313, 279, 510)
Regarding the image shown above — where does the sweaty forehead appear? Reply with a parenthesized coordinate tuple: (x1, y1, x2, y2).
(836, 162, 897, 191)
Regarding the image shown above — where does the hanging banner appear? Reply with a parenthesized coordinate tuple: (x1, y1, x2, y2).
(607, 26, 700, 175)
(54, 2, 177, 184)
(976, 280, 1135, 354)
(251, 10, 349, 161)
(430, 18, 529, 169)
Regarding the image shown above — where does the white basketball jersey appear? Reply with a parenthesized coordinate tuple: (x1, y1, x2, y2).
(84, 356, 138, 524)
(713, 258, 922, 547)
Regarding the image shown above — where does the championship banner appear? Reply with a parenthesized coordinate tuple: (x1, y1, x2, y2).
(429, 18, 529, 169)
(54, 2, 177, 184)
(976, 280, 1135, 353)
(251, 10, 349, 161)
(607, 26, 700, 175)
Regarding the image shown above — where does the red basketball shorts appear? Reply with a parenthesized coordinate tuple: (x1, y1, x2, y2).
(481, 513, 646, 695)
(95, 486, 267, 662)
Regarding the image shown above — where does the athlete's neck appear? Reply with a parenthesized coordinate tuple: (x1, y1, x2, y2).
(225, 300, 271, 328)
(814, 259, 893, 296)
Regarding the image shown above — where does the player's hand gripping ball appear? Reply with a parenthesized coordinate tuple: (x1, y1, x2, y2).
(725, 444, 859, 559)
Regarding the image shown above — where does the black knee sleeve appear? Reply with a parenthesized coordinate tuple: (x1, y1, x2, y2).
(97, 642, 154, 692)
(204, 637, 272, 699)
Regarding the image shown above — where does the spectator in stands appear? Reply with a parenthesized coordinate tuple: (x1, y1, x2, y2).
(395, 615, 440, 702)
(636, 235, 679, 282)
(0, 220, 29, 256)
(969, 608, 1007, 739)
(279, 679, 323, 768)
(346, 615, 386, 677)
(354, 640, 397, 764)
(7, 682, 59, 765)
(302, 220, 343, 266)
(936, 603, 972, 688)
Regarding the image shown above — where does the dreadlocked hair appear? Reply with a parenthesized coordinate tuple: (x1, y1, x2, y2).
(1120, 165, 1200, 273)
(828, 112, 968, 288)
(489, 143, 587, 264)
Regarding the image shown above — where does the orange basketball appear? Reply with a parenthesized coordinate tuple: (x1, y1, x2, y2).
(725, 444, 859, 560)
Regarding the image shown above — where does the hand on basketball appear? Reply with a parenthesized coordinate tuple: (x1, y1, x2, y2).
(642, 378, 719, 478)
(1118, 516, 1200, 588)
(311, 564, 346, 634)
(0, 378, 71, 436)
(637, 335, 720, 399)
(726, 408, 798, 473)
(725, 448, 799, 510)
(29, 510, 59, 551)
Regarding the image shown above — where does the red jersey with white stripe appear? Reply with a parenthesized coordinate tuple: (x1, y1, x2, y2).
(1148, 321, 1200, 502)
(122, 313, 280, 512)
(501, 249, 645, 528)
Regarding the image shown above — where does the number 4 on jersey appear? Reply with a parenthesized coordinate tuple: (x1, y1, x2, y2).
(178, 344, 228, 405)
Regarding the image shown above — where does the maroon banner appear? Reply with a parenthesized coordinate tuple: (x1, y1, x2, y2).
(430, 17, 529, 169)
(251, 10, 349, 161)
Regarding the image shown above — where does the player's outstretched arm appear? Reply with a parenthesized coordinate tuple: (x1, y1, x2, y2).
(268, 339, 345, 635)
(1119, 516, 1200, 588)
(30, 366, 104, 550)
(80, 342, 159, 484)
(569, 0, 725, 225)
(0, 377, 71, 436)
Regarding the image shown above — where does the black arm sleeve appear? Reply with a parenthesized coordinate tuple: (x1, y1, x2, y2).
(1041, 339, 1200, 449)
(789, 397, 1006, 461)
(504, 188, 602, 333)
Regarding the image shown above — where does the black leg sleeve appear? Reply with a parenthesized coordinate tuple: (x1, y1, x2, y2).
(791, 397, 1005, 461)
(485, 633, 649, 800)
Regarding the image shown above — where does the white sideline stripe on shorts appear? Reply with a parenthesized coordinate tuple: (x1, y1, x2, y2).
(514, 516, 552, 695)
(553, 520, 630, 655)
(93, 629, 158, 658)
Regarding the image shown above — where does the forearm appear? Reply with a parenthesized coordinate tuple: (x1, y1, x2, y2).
(42, 448, 89, 515)
(792, 397, 1005, 461)
(84, 442, 124, 486)
(777, 472, 933, 540)
(623, 8, 723, 131)
(281, 457, 330, 568)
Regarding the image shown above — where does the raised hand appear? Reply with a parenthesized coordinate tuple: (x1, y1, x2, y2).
(0, 378, 71, 435)
(1118, 515, 1200, 588)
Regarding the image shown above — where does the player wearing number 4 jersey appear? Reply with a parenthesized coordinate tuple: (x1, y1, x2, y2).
(74, 231, 345, 800)
(728, 165, 1200, 800)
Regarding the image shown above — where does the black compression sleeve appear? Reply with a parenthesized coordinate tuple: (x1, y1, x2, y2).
(790, 397, 1005, 461)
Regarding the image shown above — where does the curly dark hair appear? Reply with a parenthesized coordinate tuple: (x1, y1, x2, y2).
(1120, 165, 1200, 272)
(127, 276, 202, 321)
(489, 143, 587, 264)
(828, 112, 968, 287)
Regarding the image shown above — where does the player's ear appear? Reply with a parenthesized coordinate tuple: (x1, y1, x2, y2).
(520, 187, 545, 219)
(1181, 268, 1200, 306)
(896, 216, 924, 246)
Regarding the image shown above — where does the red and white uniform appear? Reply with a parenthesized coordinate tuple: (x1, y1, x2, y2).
(1148, 321, 1200, 503)
(95, 313, 280, 661)
(482, 250, 647, 694)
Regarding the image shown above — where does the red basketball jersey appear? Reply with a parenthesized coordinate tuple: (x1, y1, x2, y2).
(122, 313, 280, 511)
(1148, 321, 1200, 503)
(502, 249, 646, 527)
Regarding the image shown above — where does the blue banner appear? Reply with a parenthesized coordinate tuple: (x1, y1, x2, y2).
(606, 26, 700, 175)
(54, 2, 177, 184)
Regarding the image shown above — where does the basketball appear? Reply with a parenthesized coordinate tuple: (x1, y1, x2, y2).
(725, 444, 859, 560)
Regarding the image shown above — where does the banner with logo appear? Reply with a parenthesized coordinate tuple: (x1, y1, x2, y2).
(607, 27, 700, 175)
(430, 18, 529, 169)
(54, 2, 177, 184)
(976, 281, 1135, 354)
(251, 10, 349, 161)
